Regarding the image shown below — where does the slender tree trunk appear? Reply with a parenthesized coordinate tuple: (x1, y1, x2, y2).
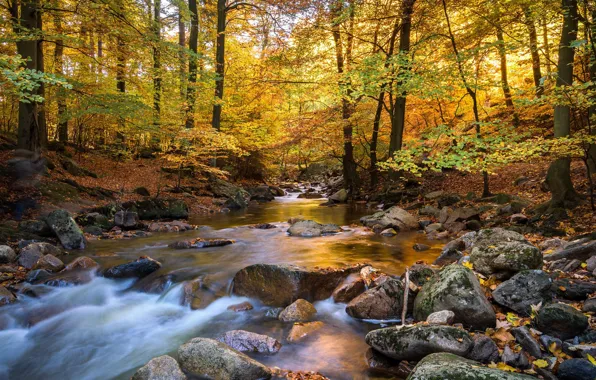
(523, 6, 544, 97)
(185, 0, 199, 129)
(211, 0, 226, 131)
(588, 7, 596, 172)
(53, 4, 68, 143)
(179, 9, 186, 97)
(14, 0, 43, 152)
(36, 6, 46, 148)
(370, 93, 384, 188)
(496, 27, 517, 121)
(389, 0, 416, 156)
(153, 0, 161, 126)
(543, 18, 552, 73)
(546, 0, 581, 208)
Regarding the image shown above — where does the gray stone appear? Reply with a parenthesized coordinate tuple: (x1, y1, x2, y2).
(380, 228, 397, 237)
(424, 190, 445, 200)
(132, 355, 186, 380)
(470, 240, 542, 279)
(103, 257, 161, 279)
(45, 209, 86, 250)
(552, 278, 596, 301)
(0, 286, 16, 306)
(426, 310, 455, 325)
(346, 278, 405, 320)
(587, 256, 596, 272)
(18, 220, 53, 237)
(492, 270, 553, 316)
(178, 338, 271, 380)
(114, 210, 139, 229)
(32, 254, 65, 273)
(413, 264, 496, 330)
(0, 246, 16, 264)
(329, 189, 348, 203)
(365, 325, 472, 361)
(512, 326, 542, 358)
(536, 303, 589, 340)
(419, 206, 440, 217)
(433, 248, 463, 266)
(216, 330, 281, 354)
(18, 242, 62, 269)
(558, 358, 596, 380)
(360, 206, 419, 231)
(467, 334, 499, 364)
(502, 345, 531, 369)
(544, 240, 596, 262)
(408, 353, 536, 380)
(413, 243, 431, 252)
(278, 299, 316, 322)
(583, 298, 596, 313)
(287, 220, 341, 237)
(332, 277, 365, 303)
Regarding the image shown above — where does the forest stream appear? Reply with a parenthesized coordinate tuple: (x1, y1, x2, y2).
(0, 190, 444, 380)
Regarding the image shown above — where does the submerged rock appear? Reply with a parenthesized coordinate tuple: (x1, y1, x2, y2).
(178, 337, 271, 380)
(408, 352, 536, 380)
(168, 238, 234, 249)
(360, 206, 419, 231)
(492, 270, 552, 316)
(536, 303, 589, 340)
(365, 325, 473, 361)
(278, 299, 316, 322)
(413, 264, 496, 330)
(216, 330, 281, 354)
(287, 321, 324, 342)
(232, 263, 359, 306)
(45, 209, 86, 250)
(345, 278, 405, 320)
(132, 355, 186, 380)
(287, 220, 341, 237)
(103, 256, 162, 279)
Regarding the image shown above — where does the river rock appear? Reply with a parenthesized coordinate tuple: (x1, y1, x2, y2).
(543, 240, 596, 262)
(103, 256, 161, 279)
(583, 298, 596, 313)
(76, 212, 111, 229)
(536, 303, 589, 340)
(147, 220, 193, 232)
(114, 210, 139, 229)
(329, 189, 348, 203)
(332, 277, 365, 303)
(380, 228, 397, 237)
(232, 263, 358, 306)
(470, 240, 542, 279)
(0, 286, 16, 306)
(32, 254, 65, 272)
(45, 209, 86, 250)
(63, 256, 100, 272)
(365, 325, 473, 361)
(227, 301, 253, 312)
(18, 219, 54, 237)
(408, 264, 436, 287)
(360, 206, 419, 231)
(467, 334, 499, 363)
(558, 358, 596, 380)
(553, 278, 596, 300)
(217, 330, 281, 354)
(114, 198, 189, 219)
(413, 243, 430, 252)
(345, 278, 405, 320)
(279, 299, 316, 322)
(248, 186, 275, 202)
(492, 270, 553, 316)
(408, 352, 536, 380)
(512, 326, 542, 358)
(178, 337, 271, 380)
(0, 246, 16, 264)
(132, 355, 186, 380)
(18, 245, 44, 269)
(501, 345, 531, 369)
(426, 310, 455, 325)
(168, 238, 234, 249)
(437, 194, 461, 208)
(419, 206, 440, 217)
(287, 321, 324, 342)
(209, 178, 251, 209)
(42, 269, 95, 287)
(287, 220, 341, 237)
(413, 264, 496, 330)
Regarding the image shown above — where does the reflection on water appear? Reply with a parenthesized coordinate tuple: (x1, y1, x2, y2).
(0, 196, 444, 380)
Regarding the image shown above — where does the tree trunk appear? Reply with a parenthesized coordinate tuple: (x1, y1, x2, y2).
(523, 6, 544, 97)
(546, 0, 580, 208)
(185, 0, 199, 129)
(543, 17, 552, 74)
(53, 4, 68, 143)
(211, 0, 226, 131)
(589, 7, 596, 172)
(179, 9, 186, 97)
(389, 0, 416, 157)
(153, 0, 161, 126)
(496, 29, 514, 109)
(370, 93, 383, 188)
(36, 6, 46, 148)
(15, 0, 43, 152)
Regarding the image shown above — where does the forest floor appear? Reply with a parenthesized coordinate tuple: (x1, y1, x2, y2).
(0, 144, 594, 237)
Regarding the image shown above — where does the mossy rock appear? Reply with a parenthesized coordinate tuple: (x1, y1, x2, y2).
(470, 241, 542, 279)
(40, 181, 79, 202)
(407, 353, 537, 380)
(413, 264, 495, 331)
(535, 303, 588, 340)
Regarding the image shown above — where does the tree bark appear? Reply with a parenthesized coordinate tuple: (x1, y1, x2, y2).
(153, 0, 162, 125)
(588, 7, 596, 172)
(523, 6, 543, 97)
(389, 0, 416, 157)
(179, 8, 186, 97)
(185, 0, 199, 129)
(546, 0, 580, 208)
(211, 0, 226, 131)
(53, 3, 68, 143)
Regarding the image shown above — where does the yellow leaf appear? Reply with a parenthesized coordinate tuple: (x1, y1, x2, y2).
(588, 354, 596, 366)
(496, 362, 518, 372)
(558, 286, 566, 292)
(581, 262, 587, 269)
(533, 359, 548, 368)
(463, 261, 474, 270)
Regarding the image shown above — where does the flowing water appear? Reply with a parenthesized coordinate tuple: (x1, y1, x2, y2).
(0, 192, 444, 380)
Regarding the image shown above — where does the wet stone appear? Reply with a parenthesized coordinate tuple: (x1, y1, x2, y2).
(227, 301, 253, 312)
(287, 321, 324, 342)
(216, 330, 281, 354)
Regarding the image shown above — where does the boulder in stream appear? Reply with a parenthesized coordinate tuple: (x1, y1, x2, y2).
(178, 337, 271, 380)
(492, 270, 553, 316)
(360, 206, 418, 231)
(45, 209, 86, 250)
(535, 303, 589, 340)
(32, 254, 65, 272)
(168, 238, 234, 249)
(103, 256, 162, 279)
(365, 325, 473, 361)
(132, 355, 186, 380)
(216, 330, 281, 354)
(345, 278, 405, 320)
(232, 263, 360, 306)
(287, 220, 341, 237)
(278, 299, 316, 322)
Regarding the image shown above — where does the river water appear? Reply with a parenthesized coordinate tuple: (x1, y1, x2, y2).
(0, 192, 443, 380)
